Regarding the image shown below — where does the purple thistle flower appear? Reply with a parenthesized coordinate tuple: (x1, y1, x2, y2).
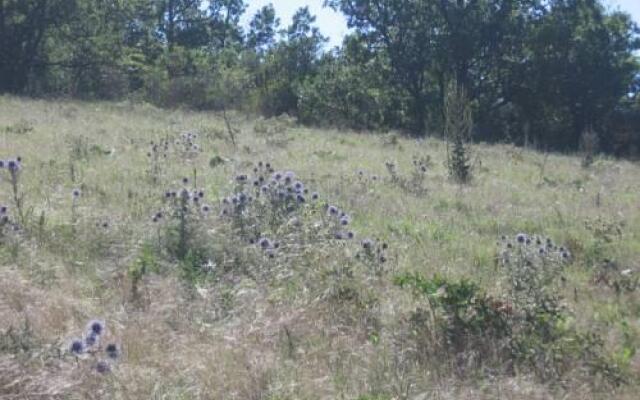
(311, 192, 319, 200)
(182, 177, 189, 184)
(87, 320, 105, 336)
(259, 237, 271, 249)
(328, 205, 338, 215)
(85, 332, 98, 347)
(70, 339, 84, 354)
(105, 343, 118, 359)
(72, 188, 81, 198)
(296, 194, 305, 203)
(202, 204, 211, 213)
(7, 159, 19, 171)
(347, 231, 354, 239)
(0, 205, 7, 214)
(340, 216, 349, 226)
(361, 239, 373, 250)
(95, 360, 111, 374)
(516, 233, 527, 244)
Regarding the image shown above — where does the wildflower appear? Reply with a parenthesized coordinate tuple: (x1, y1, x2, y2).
(95, 360, 111, 374)
(7, 159, 19, 172)
(562, 252, 570, 259)
(340, 216, 349, 226)
(198, 190, 204, 198)
(101, 222, 109, 228)
(259, 237, 271, 249)
(87, 320, 105, 336)
(85, 332, 98, 347)
(296, 194, 305, 203)
(516, 233, 527, 244)
(165, 191, 172, 198)
(539, 248, 545, 255)
(0, 205, 6, 214)
(72, 188, 81, 199)
(70, 339, 84, 354)
(311, 192, 319, 200)
(0, 160, 4, 168)
(347, 231, 355, 239)
(334, 232, 344, 240)
(182, 177, 189, 184)
(236, 174, 248, 182)
(261, 185, 269, 193)
(362, 239, 373, 250)
(105, 343, 118, 359)
(294, 181, 304, 191)
(379, 255, 387, 263)
(328, 205, 338, 215)
(155, 212, 163, 220)
(201, 204, 211, 213)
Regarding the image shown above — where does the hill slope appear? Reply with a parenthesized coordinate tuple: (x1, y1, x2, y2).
(1, 96, 639, 399)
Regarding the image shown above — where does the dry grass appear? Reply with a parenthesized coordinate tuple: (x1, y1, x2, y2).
(0, 96, 639, 399)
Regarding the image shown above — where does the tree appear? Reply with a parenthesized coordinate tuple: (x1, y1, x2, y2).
(0, 0, 76, 93)
(247, 3, 280, 53)
(208, 0, 246, 49)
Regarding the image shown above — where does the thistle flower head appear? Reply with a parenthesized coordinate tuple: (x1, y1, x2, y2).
(87, 320, 105, 336)
(328, 205, 338, 215)
(85, 332, 98, 347)
(72, 188, 81, 198)
(259, 237, 271, 249)
(516, 233, 527, 243)
(95, 360, 111, 374)
(105, 343, 118, 359)
(70, 339, 84, 354)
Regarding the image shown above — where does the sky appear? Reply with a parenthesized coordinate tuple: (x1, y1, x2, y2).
(242, 0, 640, 49)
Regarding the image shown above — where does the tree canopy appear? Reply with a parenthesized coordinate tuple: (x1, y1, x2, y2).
(1, 0, 638, 154)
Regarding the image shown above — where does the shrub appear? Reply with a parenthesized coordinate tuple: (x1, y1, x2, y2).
(444, 81, 473, 183)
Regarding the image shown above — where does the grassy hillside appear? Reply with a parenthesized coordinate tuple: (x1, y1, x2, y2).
(1, 96, 639, 399)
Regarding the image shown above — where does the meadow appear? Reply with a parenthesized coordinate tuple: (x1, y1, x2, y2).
(1, 96, 639, 399)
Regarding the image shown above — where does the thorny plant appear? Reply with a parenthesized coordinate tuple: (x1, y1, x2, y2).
(68, 319, 120, 375)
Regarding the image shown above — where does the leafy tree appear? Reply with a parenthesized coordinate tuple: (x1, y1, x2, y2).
(247, 3, 280, 53)
(0, 0, 76, 93)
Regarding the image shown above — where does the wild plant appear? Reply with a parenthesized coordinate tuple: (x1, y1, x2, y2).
(580, 126, 599, 168)
(0, 157, 26, 224)
(67, 319, 120, 375)
(444, 81, 473, 183)
(153, 176, 212, 263)
(146, 138, 170, 183)
(384, 159, 428, 196)
(356, 238, 389, 276)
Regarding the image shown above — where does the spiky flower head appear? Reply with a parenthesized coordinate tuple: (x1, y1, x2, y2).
(87, 320, 105, 336)
(70, 339, 84, 354)
(85, 332, 98, 347)
(105, 343, 118, 359)
(516, 233, 527, 244)
(259, 237, 271, 249)
(95, 360, 111, 374)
